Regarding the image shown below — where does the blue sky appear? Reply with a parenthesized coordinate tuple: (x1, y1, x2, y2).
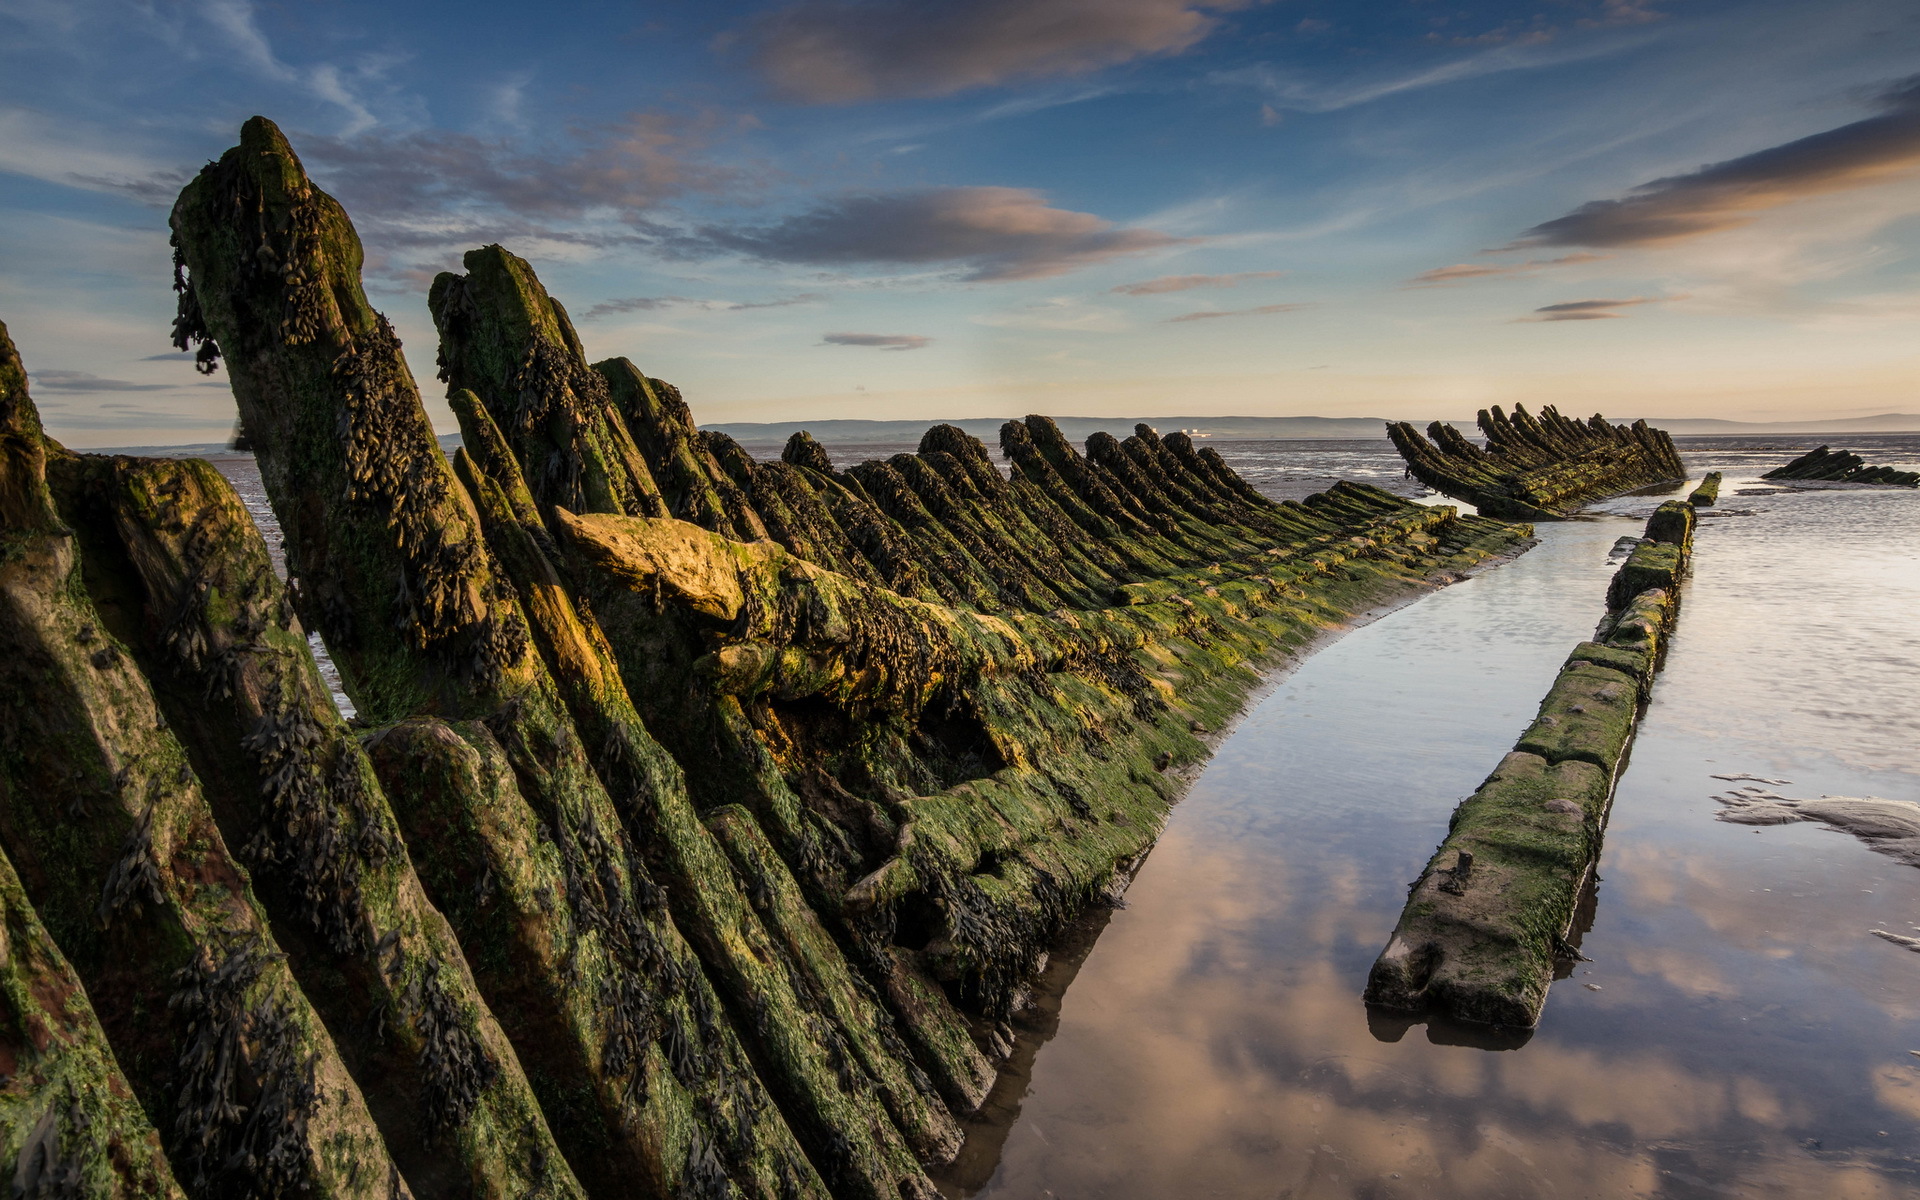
(3, 0, 1918, 444)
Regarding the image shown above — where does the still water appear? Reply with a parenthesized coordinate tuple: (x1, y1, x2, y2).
(938, 436, 1920, 1200)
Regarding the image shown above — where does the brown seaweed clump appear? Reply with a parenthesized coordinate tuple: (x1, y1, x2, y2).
(1, 115, 1536, 1200)
(1386, 406, 1687, 519)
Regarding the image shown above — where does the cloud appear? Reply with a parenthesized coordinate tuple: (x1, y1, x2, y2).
(300, 111, 743, 230)
(202, 0, 380, 134)
(0, 108, 191, 206)
(579, 292, 826, 320)
(1167, 302, 1309, 323)
(1512, 75, 1920, 248)
(736, 0, 1247, 103)
(1111, 270, 1285, 295)
(728, 293, 827, 310)
(1517, 296, 1673, 321)
(686, 187, 1190, 281)
(1405, 253, 1604, 287)
(822, 332, 932, 350)
(580, 296, 692, 319)
(28, 370, 174, 392)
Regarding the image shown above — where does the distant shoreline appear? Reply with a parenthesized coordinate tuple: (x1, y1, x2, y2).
(71, 417, 1920, 459)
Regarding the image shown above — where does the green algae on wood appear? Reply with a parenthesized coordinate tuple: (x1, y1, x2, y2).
(170, 120, 825, 1200)
(0, 839, 185, 1200)
(1387, 406, 1686, 519)
(0, 319, 404, 1200)
(1364, 500, 1696, 1028)
(1688, 472, 1722, 507)
(44, 449, 573, 1200)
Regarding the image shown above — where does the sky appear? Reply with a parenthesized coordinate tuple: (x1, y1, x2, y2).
(2, 0, 1919, 445)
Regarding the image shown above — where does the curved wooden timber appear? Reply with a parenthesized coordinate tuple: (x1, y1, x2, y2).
(1387, 406, 1687, 519)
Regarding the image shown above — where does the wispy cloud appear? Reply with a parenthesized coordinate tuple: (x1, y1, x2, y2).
(28, 370, 174, 392)
(301, 110, 746, 229)
(1405, 253, 1604, 287)
(579, 293, 825, 320)
(1111, 270, 1285, 295)
(1516, 295, 1676, 321)
(202, 0, 382, 134)
(822, 332, 932, 350)
(0, 108, 190, 205)
(1214, 28, 1651, 116)
(1167, 302, 1308, 323)
(683, 187, 1191, 281)
(735, 0, 1247, 103)
(1511, 74, 1920, 249)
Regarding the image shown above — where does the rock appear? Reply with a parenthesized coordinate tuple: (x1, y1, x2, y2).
(1762, 446, 1919, 487)
(1688, 472, 1722, 506)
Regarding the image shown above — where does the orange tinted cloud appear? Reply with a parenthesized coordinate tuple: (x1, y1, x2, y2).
(740, 0, 1247, 103)
(1112, 270, 1287, 294)
(689, 186, 1191, 281)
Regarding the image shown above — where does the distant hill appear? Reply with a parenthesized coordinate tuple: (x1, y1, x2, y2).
(704, 413, 1920, 445)
(78, 412, 1920, 459)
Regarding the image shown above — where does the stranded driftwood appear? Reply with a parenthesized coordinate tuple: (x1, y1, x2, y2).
(1386, 407, 1686, 520)
(1364, 495, 1698, 1028)
(2, 115, 1534, 1199)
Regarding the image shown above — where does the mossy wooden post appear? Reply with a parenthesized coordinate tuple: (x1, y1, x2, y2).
(1365, 499, 1695, 1027)
(45, 449, 569, 1200)
(435, 255, 951, 1200)
(0, 319, 403, 1200)
(1688, 472, 1722, 507)
(429, 245, 664, 522)
(0, 839, 184, 1200)
(170, 119, 820, 1200)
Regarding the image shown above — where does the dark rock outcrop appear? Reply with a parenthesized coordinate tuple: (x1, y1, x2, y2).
(1387, 406, 1686, 519)
(1761, 446, 1918, 487)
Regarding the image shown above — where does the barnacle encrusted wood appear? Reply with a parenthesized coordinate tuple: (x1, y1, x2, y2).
(3, 113, 1540, 1200)
(1364, 498, 1698, 1028)
(1761, 446, 1919, 487)
(1386, 405, 1687, 519)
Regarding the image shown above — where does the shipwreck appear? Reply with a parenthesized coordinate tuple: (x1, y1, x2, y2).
(0, 117, 1540, 1199)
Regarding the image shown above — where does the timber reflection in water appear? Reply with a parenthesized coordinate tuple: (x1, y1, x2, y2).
(938, 455, 1920, 1200)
